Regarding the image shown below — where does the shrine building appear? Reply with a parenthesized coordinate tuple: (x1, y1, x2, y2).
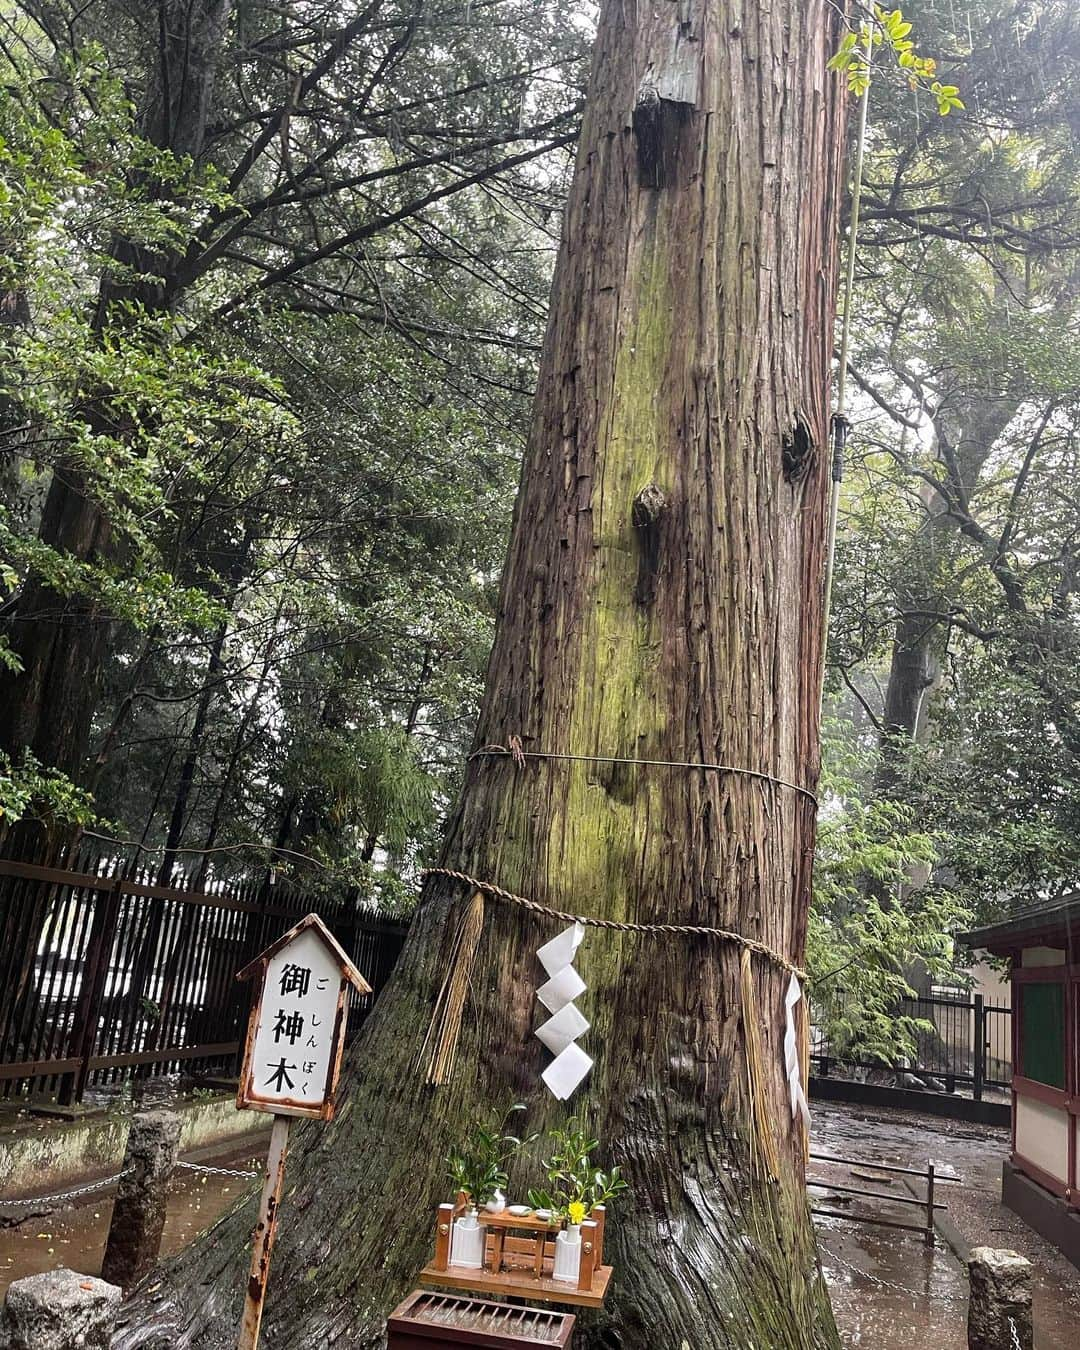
(962, 898, 1080, 1271)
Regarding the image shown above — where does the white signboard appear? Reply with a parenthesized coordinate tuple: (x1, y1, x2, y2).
(248, 928, 340, 1112)
(234, 914, 369, 1350)
(236, 913, 369, 1121)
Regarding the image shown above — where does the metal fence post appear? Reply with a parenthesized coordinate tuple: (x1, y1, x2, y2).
(62, 876, 124, 1106)
(973, 993, 985, 1103)
(925, 1161, 935, 1246)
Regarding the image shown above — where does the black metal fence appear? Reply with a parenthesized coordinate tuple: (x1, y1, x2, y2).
(0, 834, 409, 1104)
(811, 991, 1012, 1100)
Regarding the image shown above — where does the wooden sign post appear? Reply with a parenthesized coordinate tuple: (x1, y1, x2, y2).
(234, 913, 371, 1350)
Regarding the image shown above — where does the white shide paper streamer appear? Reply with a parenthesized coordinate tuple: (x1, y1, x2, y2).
(784, 973, 811, 1128)
(536, 922, 592, 1100)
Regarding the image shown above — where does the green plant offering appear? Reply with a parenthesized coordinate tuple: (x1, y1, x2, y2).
(445, 1103, 535, 1208)
(527, 1118, 628, 1221)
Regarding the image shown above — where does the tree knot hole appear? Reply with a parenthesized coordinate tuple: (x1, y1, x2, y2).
(782, 414, 815, 483)
(632, 481, 667, 606)
(632, 86, 691, 189)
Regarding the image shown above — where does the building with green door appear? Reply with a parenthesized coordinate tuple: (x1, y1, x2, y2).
(963, 900, 1080, 1271)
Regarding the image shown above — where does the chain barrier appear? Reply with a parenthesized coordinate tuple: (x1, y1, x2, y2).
(0, 1171, 130, 1211)
(817, 1241, 968, 1309)
(0, 1157, 258, 1216)
(176, 1160, 258, 1180)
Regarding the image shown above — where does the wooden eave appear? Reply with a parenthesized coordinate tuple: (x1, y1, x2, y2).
(960, 897, 1080, 959)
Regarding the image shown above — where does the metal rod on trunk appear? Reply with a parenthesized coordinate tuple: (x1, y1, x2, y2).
(237, 1114, 291, 1350)
(925, 1161, 936, 1246)
(819, 23, 874, 716)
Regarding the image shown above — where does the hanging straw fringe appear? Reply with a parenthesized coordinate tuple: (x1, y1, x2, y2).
(740, 948, 780, 1181)
(418, 889, 485, 1085)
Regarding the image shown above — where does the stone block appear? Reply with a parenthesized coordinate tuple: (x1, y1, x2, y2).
(0, 1269, 120, 1350)
(101, 1109, 181, 1289)
(967, 1246, 1033, 1350)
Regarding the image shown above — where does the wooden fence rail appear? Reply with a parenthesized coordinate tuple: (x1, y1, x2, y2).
(0, 836, 408, 1105)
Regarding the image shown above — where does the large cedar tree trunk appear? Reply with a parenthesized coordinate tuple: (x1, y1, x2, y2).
(116, 3, 845, 1346)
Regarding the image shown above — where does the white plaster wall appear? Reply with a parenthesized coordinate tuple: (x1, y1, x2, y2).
(1016, 1095, 1069, 1182)
(972, 961, 1011, 1005)
(1021, 947, 1067, 967)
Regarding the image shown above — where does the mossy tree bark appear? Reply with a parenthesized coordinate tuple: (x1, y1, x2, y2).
(116, 2, 846, 1346)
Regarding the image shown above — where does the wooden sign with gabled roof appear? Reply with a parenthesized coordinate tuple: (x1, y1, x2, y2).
(234, 913, 371, 1350)
(236, 911, 370, 1123)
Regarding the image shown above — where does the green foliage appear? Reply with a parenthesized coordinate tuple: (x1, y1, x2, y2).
(823, 0, 1080, 958)
(0, 3, 580, 893)
(0, 749, 98, 827)
(0, 49, 297, 640)
(526, 1118, 628, 1221)
(297, 728, 438, 856)
(0, 0, 1073, 978)
(813, 723, 940, 908)
(809, 722, 973, 1062)
(828, 6, 963, 113)
(446, 1103, 535, 1207)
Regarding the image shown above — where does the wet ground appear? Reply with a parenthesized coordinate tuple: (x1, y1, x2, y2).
(812, 1100, 1080, 1348)
(1, 1101, 1077, 1344)
(0, 1143, 261, 1296)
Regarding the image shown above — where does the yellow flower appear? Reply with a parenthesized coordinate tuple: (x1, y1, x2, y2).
(567, 1201, 586, 1226)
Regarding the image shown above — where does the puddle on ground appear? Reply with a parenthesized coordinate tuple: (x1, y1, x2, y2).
(0, 1150, 259, 1296)
(813, 1101, 1079, 1349)
(816, 1210, 968, 1347)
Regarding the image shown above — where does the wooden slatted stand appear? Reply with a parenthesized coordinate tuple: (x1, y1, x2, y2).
(388, 1290, 575, 1347)
(420, 1201, 612, 1309)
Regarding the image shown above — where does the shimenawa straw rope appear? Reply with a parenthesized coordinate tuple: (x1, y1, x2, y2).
(418, 867, 810, 1121)
(469, 743, 818, 806)
(420, 868, 806, 979)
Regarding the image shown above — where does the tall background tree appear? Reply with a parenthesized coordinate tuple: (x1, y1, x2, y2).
(0, 0, 585, 891)
(823, 0, 1080, 966)
(1, 2, 1078, 1336)
(796, 1, 1080, 1058)
(4, 1, 1075, 961)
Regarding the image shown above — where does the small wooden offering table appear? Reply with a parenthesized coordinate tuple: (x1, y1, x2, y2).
(420, 1201, 612, 1309)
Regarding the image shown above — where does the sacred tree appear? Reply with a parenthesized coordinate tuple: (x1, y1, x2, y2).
(118, 1, 847, 1345)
